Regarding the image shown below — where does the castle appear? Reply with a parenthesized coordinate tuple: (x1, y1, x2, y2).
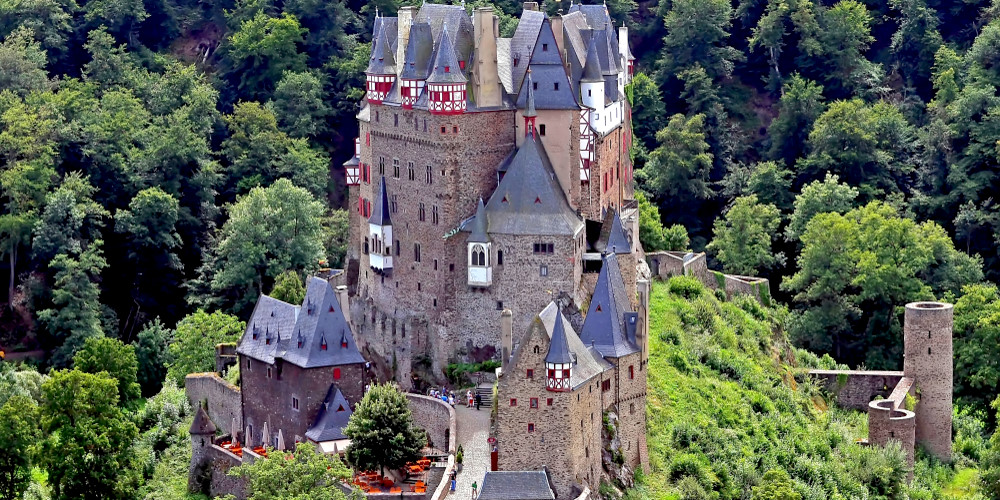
(341, 1, 641, 385)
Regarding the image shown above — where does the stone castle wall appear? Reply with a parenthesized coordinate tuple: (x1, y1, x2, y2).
(405, 393, 457, 453)
(608, 352, 646, 472)
(186, 373, 242, 431)
(868, 399, 916, 475)
(808, 370, 905, 411)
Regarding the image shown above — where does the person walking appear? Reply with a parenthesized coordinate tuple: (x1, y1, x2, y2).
(471, 481, 478, 498)
(449, 470, 456, 493)
(466, 390, 473, 407)
(475, 393, 482, 411)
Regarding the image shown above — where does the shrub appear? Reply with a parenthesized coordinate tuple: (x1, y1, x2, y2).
(668, 276, 704, 299)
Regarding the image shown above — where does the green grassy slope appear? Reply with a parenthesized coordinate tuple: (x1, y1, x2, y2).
(626, 277, 984, 500)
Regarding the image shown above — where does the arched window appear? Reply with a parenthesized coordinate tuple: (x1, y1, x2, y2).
(472, 245, 487, 267)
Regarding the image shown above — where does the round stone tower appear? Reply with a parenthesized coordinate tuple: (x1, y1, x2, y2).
(902, 301, 953, 461)
(188, 406, 217, 493)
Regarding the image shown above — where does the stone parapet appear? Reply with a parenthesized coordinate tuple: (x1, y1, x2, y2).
(809, 370, 905, 411)
(186, 372, 242, 432)
(406, 393, 457, 453)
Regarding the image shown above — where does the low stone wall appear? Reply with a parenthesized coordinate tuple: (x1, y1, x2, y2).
(868, 399, 916, 476)
(406, 393, 456, 453)
(809, 370, 905, 411)
(722, 274, 771, 306)
(205, 445, 247, 499)
(186, 372, 242, 432)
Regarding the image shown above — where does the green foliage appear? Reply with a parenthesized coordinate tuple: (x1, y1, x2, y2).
(269, 270, 305, 304)
(324, 209, 349, 269)
(785, 174, 859, 243)
(952, 284, 1000, 415)
(984, 397, 1000, 497)
(134, 318, 174, 397)
(784, 202, 982, 367)
(115, 188, 183, 316)
(37, 241, 108, 367)
(166, 310, 245, 385)
(444, 360, 501, 385)
(225, 12, 307, 100)
(73, 336, 142, 406)
(659, 0, 742, 81)
(344, 382, 426, 476)
(208, 179, 327, 315)
(0, 394, 39, 500)
(637, 190, 686, 252)
(767, 75, 825, 166)
(639, 114, 713, 230)
(628, 73, 666, 150)
(227, 442, 354, 500)
(708, 195, 784, 276)
(751, 469, 800, 500)
(0, 363, 46, 407)
(271, 71, 330, 139)
(39, 369, 140, 500)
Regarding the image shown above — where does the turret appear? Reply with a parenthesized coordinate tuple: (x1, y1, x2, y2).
(368, 177, 393, 273)
(580, 34, 603, 112)
(188, 406, 217, 493)
(344, 137, 360, 186)
(427, 25, 467, 115)
(467, 198, 492, 287)
(523, 71, 537, 137)
(365, 22, 396, 104)
(545, 312, 572, 392)
(400, 22, 432, 109)
(903, 302, 953, 461)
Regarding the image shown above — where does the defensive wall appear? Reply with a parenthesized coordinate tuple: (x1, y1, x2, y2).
(185, 372, 242, 432)
(646, 251, 771, 305)
(810, 370, 905, 410)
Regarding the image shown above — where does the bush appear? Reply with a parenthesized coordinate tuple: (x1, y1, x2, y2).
(668, 276, 704, 299)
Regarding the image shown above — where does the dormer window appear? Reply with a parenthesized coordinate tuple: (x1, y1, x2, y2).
(445, 65, 450, 73)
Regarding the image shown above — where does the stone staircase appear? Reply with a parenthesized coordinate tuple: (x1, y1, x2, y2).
(475, 383, 493, 408)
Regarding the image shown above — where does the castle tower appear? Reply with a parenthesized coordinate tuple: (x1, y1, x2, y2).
(368, 177, 393, 274)
(545, 313, 573, 392)
(365, 22, 396, 104)
(903, 301, 953, 461)
(188, 406, 217, 493)
(467, 198, 492, 287)
(579, 34, 603, 115)
(426, 25, 467, 115)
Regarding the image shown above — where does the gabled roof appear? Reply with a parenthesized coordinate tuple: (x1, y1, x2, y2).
(514, 18, 578, 110)
(366, 20, 397, 75)
(305, 385, 353, 442)
(481, 134, 583, 236)
(190, 406, 217, 435)
(535, 302, 610, 389)
(545, 311, 573, 364)
(427, 24, 467, 84)
(579, 254, 638, 358)
(237, 278, 365, 369)
(468, 198, 490, 243)
(479, 471, 555, 500)
(369, 176, 391, 226)
(400, 22, 434, 80)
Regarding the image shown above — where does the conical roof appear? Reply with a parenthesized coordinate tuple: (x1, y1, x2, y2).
(545, 312, 573, 364)
(523, 71, 537, 118)
(468, 198, 489, 243)
(605, 211, 630, 254)
(190, 406, 217, 435)
(581, 33, 603, 83)
(427, 24, 467, 84)
(366, 23, 396, 75)
(369, 176, 391, 226)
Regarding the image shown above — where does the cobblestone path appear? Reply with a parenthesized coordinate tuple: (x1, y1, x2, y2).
(450, 404, 491, 499)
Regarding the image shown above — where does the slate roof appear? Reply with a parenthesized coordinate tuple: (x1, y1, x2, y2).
(190, 406, 217, 435)
(497, 38, 513, 94)
(400, 22, 434, 80)
(478, 471, 555, 500)
(366, 19, 397, 75)
(509, 10, 545, 97)
(599, 210, 631, 254)
(237, 277, 365, 369)
(479, 133, 583, 236)
(468, 198, 490, 243)
(523, 71, 537, 118)
(305, 385, 353, 442)
(545, 310, 573, 364)
(536, 302, 610, 389)
(369, 176, 391, 226)
(427, 23, 467, 84)
(579, 254, 639, 358)
(580, 33, 603, 83)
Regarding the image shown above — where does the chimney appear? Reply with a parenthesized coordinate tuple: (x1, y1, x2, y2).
(636, 279, 650, 365)
(550, 15, 564, 57)
(500, 308, 513, 369)
(618, 24, 631, 82)
(473, 7, 502, 108)
(523, 1, 539, 11)
(336, 285, 351, 326)
(397, 6, 417, 78)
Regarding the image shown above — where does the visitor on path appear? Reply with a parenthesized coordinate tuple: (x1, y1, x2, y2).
(450, 470, 457, 492)
(471, 481, 478, 498)
(466, 390, 473, 407)
(448, 393, 455, 406)
(475, 393, 482, 411)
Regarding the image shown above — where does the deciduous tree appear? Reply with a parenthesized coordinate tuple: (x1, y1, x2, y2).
(707, 195, 784, 276)
(166, 310, 245, 385)
(73, 336, 142, 406)
(226, 441, 353, 500)
(344, 383, 426, 476)
(0, 394, 39, 500)
(133, 318, 173, 396)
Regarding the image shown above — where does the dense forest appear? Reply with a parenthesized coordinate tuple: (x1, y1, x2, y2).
(3, 0, 1000, 497)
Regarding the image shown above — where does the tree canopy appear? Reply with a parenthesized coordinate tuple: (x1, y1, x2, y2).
(344, 382, 426, 476)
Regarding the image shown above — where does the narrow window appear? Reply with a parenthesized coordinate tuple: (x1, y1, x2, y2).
(292, 397, 300, 411)
(414, 243, 421, 262)
(540, 265, 548, 277)
(393, 158, 399, 178)
(542, 43, 548, 51)
(629, 365, 634, 379)
(419, 203, 425, 221)
(394, 114, 398, 126)
(267, 367, 272, 379)
(528, 423, 535, 432)
(526, 369, 534, 378)
(432, 205, 439, 225)
(497, 301, 503, 311)
(547, 398, 553, 406)
(553, 82, 559, 91)
(533, 81, 538, 90)
(441, 126, 447, 133)
(453, 126, 458, 133)
(928, 347, 932, 355)
(497, 250, 503, 265)
(426, 165, 433, 184)
(539, 124, 546, 136)
(434, 259, 438, 270)
(530, 398, 538, 408)
(408, 162, 415, 181)
(333, 368, 341, 379)
(395, 240, 400, 256)
(247, 359, 252, 371)
(510, 398, 517, 406)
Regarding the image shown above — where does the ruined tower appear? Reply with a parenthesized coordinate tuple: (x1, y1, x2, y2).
(902, 301, 953, 461)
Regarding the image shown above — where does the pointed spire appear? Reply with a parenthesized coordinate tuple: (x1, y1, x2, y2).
(369, 176, 392, 226)
(581, 33, 603, 83)
(468, 198, 490, 243)
(366, 23, 396, 75)
(524, 70, 537, 118)
(190, 406, 217, 435)
(606, 211, 631, 254)
(545, 312, 573, 364)
(427, 22, 467, 84)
